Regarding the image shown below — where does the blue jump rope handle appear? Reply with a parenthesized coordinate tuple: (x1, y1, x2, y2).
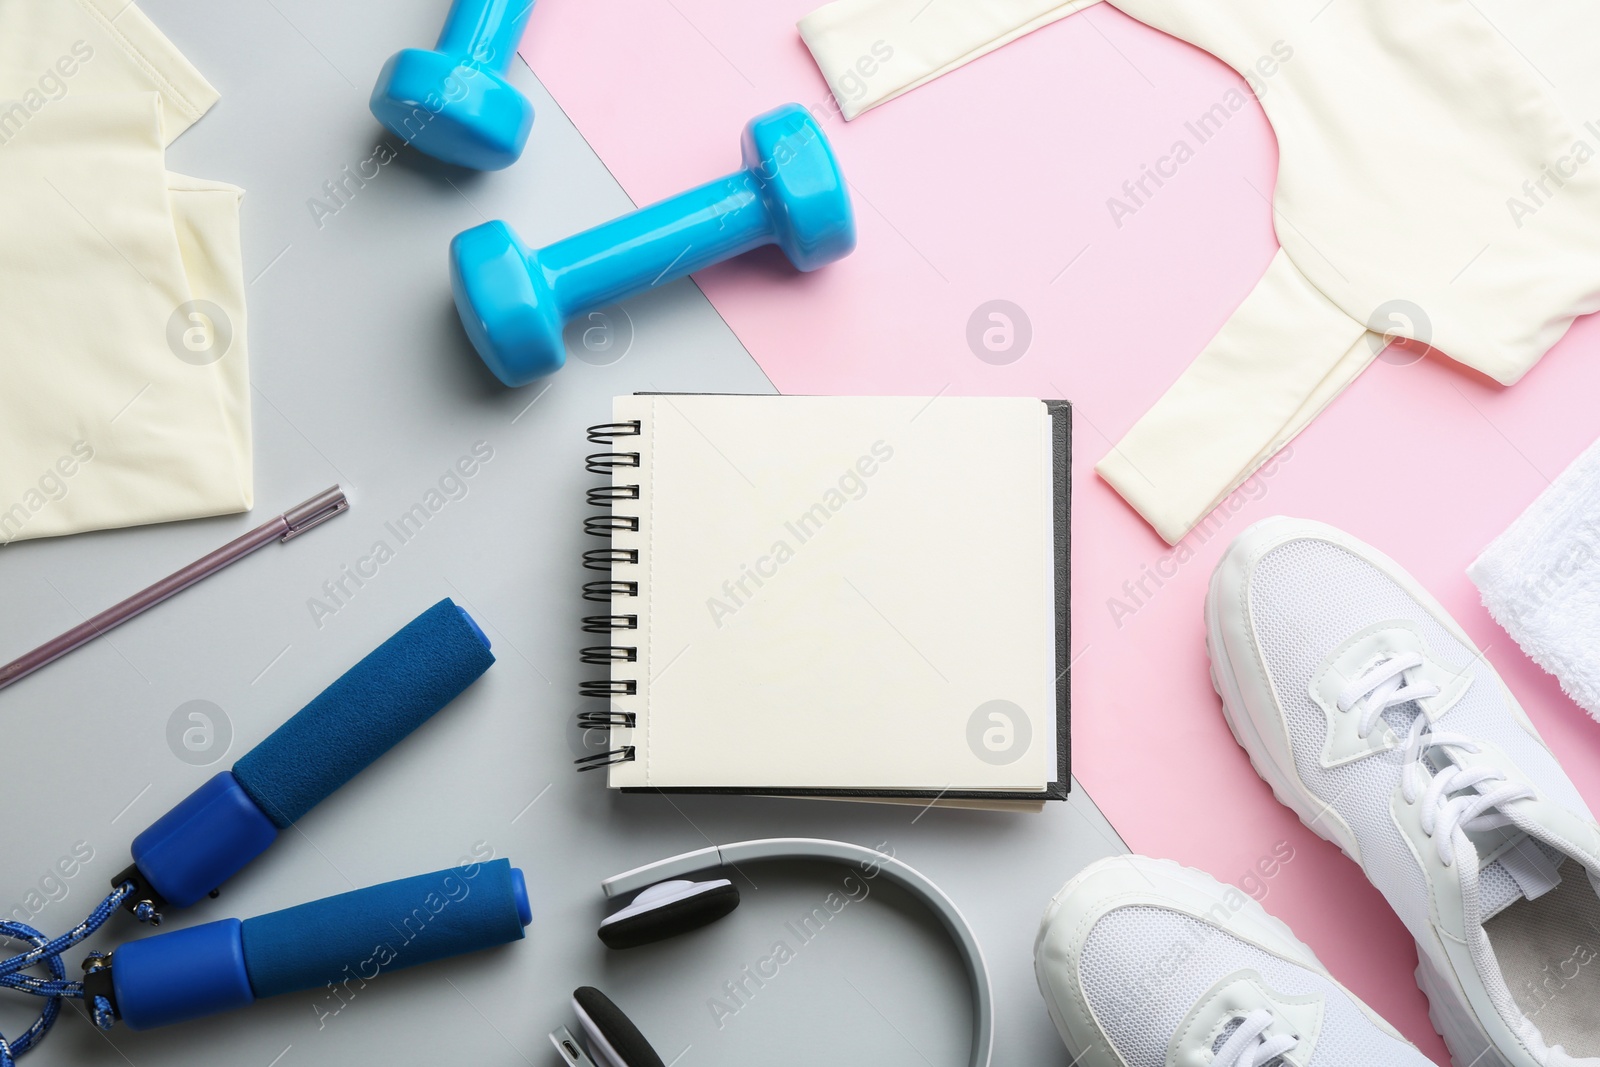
(110, 859, 532, 1030)
(128, 599, 495, 909)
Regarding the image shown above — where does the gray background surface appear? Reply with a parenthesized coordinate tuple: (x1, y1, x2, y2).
(0, 3, 1125, 1064)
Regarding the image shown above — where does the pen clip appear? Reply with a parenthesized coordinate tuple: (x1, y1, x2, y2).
(280, 486, 349, 542)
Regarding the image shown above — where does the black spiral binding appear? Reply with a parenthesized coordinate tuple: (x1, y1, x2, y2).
(588, 485, 640, 504)
(584, 515, 639, 536)
(578, 420, 643, 771)
(583, 548, 638, 571)
(578, 709, 636, 728)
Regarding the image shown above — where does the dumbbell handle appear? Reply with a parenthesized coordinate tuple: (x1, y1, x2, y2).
(539, 169, 771, 319)
(435, 0, 535, 75)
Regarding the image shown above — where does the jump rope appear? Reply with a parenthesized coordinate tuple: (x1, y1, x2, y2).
(0, 599, 529, 1064)
(1, 598, 997, 1067)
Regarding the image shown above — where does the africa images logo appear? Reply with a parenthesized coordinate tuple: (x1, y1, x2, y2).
(967, 700, 1031, 765)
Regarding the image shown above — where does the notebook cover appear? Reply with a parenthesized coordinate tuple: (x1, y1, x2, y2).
(613, 396, 1072, 802)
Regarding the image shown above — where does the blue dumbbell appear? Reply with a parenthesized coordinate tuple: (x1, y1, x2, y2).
(370, 0, 537, 171)
(449, 102, 856, 387)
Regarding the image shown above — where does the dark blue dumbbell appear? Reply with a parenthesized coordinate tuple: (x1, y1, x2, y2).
(371, 0, 537, 171)
(449, 102, 856, 387)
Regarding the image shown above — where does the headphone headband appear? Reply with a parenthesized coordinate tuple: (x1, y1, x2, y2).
(603, 838, 993, 1067)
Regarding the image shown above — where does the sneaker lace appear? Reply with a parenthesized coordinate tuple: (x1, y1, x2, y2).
(1214, 1009, 1298, 1067)
(1339, 653, 1536, 867)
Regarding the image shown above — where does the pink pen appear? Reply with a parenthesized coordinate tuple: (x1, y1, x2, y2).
(0, 486, 348, 692)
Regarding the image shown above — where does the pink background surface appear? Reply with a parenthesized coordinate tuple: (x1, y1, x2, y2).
(524, 3, 1600, 1058)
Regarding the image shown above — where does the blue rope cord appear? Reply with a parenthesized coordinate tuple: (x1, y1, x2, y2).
(0, 883, 133, 1066)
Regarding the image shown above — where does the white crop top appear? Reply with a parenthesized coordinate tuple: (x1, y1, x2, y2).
(799, 0, 1600, 543)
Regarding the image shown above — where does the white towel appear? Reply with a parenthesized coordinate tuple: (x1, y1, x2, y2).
(1469, 436, 1600, 721)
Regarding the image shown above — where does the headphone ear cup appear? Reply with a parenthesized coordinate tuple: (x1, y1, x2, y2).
(598, 879, 740, 950)
(573, 987, 666, 1067)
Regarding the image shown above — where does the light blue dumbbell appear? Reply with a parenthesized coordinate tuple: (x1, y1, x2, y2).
(370, 0, 536, 171)
(449, 103, 856, 387)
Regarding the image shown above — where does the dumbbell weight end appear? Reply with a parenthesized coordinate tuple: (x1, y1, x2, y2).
(371, 0, 537, 171)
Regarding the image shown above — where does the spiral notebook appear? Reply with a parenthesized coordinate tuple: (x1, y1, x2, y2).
(578, 394, 1071, 808)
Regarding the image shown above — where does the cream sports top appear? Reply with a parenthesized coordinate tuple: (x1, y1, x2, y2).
(799, 0, 1600, 543)
(0, 0, 250, 543)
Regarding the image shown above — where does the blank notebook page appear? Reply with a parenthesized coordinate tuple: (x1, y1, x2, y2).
(607, 395, 1056, 790)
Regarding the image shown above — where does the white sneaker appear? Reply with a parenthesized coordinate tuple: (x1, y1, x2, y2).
(1207, 516, 1600, 1067)
(1035, 855, 1436, 1067)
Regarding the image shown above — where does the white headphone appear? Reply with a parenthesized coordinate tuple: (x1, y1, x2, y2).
(549, 838, 994, 1067)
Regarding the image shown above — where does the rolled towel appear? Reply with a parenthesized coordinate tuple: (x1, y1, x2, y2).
(1469, 436, 1600, 721)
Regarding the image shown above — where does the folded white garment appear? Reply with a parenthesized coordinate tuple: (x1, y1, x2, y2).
(0, 0, 250, 544)
(1469, 436, 1600, 722)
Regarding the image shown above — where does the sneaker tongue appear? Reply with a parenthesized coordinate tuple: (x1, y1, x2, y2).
(1391, 689, 1577, 923)
(1475, 833, 1566, 922)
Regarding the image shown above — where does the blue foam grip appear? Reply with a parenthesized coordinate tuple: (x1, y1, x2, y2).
(232, 600, 494, 828)
(131, 771, 279, 909)
(112, 918, 254, 1030)
(240, 859, 529, 999)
